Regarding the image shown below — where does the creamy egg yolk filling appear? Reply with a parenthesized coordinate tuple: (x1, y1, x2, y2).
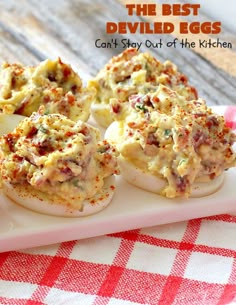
(106, 85, 236, 198)
(88, 48, 197, 127)
(0, 58, 95, 121)
(0, 112, 119, 209)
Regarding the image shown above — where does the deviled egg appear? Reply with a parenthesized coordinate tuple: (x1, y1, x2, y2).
(0, 110, 119, 216)
(88, 48, 197, 127)
(105, 85, 236, 198)
(0, 58, 95, 121)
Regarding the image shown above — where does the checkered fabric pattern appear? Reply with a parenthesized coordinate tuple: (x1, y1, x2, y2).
(0, 106, 235, 305)
(0, 214, 236, 305)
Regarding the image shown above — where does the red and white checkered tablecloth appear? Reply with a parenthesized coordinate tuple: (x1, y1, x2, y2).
(0, 106, 236, 305)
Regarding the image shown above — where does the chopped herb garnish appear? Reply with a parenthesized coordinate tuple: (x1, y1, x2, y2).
(164, 129, 172, 137)
(72, 179, 79, 187)
(97, 145, 107, 153)
(179, 159, 186, 166)
(144, 63, 150, 72)
(39, 125, 48, 134)
(44, 110, 50, 115)
(136, 104, 147, 112)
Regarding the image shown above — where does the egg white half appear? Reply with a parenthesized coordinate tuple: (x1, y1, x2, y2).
(90, 103, 113, 128)
(2, 176, 116, 217)
(118, 156, 224, 198)
(0, 114, 116, 217)
(0, 113, 25, 135)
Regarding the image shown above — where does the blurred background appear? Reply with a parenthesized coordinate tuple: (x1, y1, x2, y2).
(192, 0, 236, 33)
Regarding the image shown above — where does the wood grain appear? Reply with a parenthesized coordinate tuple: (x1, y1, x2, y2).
(0, 0, 235, 105)
(119, 0, 236, 76)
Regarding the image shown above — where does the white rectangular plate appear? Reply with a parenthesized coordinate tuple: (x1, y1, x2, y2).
(0, 106, 235, 253)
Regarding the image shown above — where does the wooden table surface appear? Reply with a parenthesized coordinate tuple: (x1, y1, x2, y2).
(0, 0, 235, 106)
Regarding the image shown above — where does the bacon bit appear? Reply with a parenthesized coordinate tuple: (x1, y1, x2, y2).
(194, 113, 205, 118)
(35, 138, 55, 156)
(48, 72, 56, 82)
(133, 64, 142, 72)
(130, 95, 140, 109)
(90, 199, 96, 205)
(206, 116, 219, 129)
(43, 95, 50, 103)
(4, 133, 18, 152)
(146, 132, 159, 146)
(63, 66, 71, 78)
(225, 147, 234, 158)
(67, 94, 75, 106)
(38, 145, 54, 156)
(80, 126, 89, 136)
(193, 130, 205, 148)
(111, 103, 121, 114)
(65, 131, 75, 137)
(179, 74, 188, 84)
(209, 173, 216, 180)
(146, 75, 156, 82)
(13, 154, 24, 162)
(12, 168, 19, 179)
(110, 185, 115, 191)
(206, 121, 212, 128)
(143, 95, 153, 108)
(164, 76, 171, 85)
(116, 75, 131, 83)
(176, 175, 188, 193)
(11, 76, 16, 88)
(26, 126, 38, 138)
(15, 99, 29, 115)
(153, 58, 161, 68)
(58, 57, 63, 65)
(71, 85, 78, 93)
(60, 167, 73, 176)
(190, 87, 198, 99)
(163, 65, 174, 75)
